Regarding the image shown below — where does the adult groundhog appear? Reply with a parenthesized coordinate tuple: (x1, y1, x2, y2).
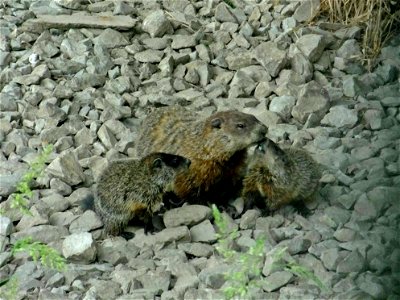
(242, 139, 321, 211)
(135, 105, 267, 203)
(94, 152, 191, 235)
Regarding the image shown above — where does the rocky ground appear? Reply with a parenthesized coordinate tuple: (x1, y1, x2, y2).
(1, 0, 400, 299)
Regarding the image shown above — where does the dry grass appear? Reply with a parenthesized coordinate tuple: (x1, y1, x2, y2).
(314, 0, 400, 69)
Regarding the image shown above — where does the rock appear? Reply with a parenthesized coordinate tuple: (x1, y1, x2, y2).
(136, 271, 171, 293)
(337, 249, 366, 273)
(11, 225, 68, 244)
(291, 53, 313, 81)
(97, 124, 117, 150)
(291, 81, 330, 123)
(320, 248, 344, 271)
(134, 49, 164, 63)
(262, 271, 294, 292)
(294, 34, 325, 62)
(142, 10, 171, 38)
(69, 210, 103, 233)
(321, 106, 358, 129)
(215, 3, 237, 23)
(62, 232, 97, 263)
(343, 76, 364, 98)
(163, 205, 211, 228)
(171, 35, 197, 49)
(255, 41, 287, 77)
(177, 242, 213, 258)
(381, 96, 400, 107)
(46, 150, 85, 186)
(293, 0, 320, 22)
(269, 95, 296, 119)
(239, 209, 261, 230)
(0, 216, 13, 236)
(198, 264, 230, 289)
(337, 39, 362, 59)
(16, 204, 49, 231)
(94, 28, 129, 48)
(41, 193, 70, 213)
(190, 220, 216, 243)
(86, 279, 121, 300)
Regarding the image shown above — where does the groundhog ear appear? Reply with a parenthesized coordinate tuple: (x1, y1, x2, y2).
(152, 158, 163, 169)
(210, 118, 222, 129)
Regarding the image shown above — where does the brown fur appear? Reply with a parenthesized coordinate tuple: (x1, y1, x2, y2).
(94, 152, 190, 235)
(135, 106, 267, 202)
(242, 139, 321, 211)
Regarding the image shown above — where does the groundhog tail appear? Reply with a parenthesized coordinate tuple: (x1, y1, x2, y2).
(81, 194, 95, 211)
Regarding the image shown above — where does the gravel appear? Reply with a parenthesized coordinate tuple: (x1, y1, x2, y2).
(1, 0, 399, 299)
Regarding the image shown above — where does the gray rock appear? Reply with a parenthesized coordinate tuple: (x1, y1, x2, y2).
(62, 232, 97, 263)
(49, 211, 78, 227)
(334, 228, 357, 242)
(134, 49, 164, 63)
(357, 274, 387, 299)
(132, 226, 191, 247)
(215, 2, 237, 23)
(69, 210, 103, 233)
(178, 242, 213, 258)
(262, 271, 293, 292)
(41, 193, 70, 213)
(198, 264, 230, 289)
(163, 205, 211, 228)
(321, 106, 358, 129)
(292, 81, 329, 123)
(113, 1, 135, 15)
(337, 249, 366, 273)
(97, 124, 117, 150)
(174, 275, 199, 295)
(320, 248, 344, 271)
(46, 150, 85, 186)
(269, 95, 296, 119)
(294, 34, 325, 62)
(0, 216, 13, 236)
(94, 28, 129, 48)
(239, 209, 261, 230)
(353, 193, 378, 221)
(86, 279, 121, 300)
(50, 178, 73, 196)
(142, 10, 171, 38)
(283, 237, 312, 255)
(291, 53, 313, 81)
(190, 220, 216, 243)
(16, 203, 49, 231)
(255, 41, 287, 77)
(381, 96, 400, 107)
(293, 0, 320, 22)
(343, 75, 364, 98)
(136, 271, 171, 293)
(11, 225, 68, 244)
(171, 35, 197, 49)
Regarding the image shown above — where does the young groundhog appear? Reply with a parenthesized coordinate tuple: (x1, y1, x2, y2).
(94, 152, 191, 236)
(242, 139, 321, 212)
(135, 105, 267, 203)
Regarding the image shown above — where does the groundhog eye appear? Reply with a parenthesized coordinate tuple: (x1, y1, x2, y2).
(256, 143, 265, 153)
(236, 123, 245, 129)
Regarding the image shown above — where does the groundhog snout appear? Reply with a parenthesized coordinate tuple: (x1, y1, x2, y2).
(184, 158, 191, 168)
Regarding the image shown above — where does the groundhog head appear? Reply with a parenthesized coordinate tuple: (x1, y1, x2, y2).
(146, 152, 191, 188)
(252, 139, 290, 182)
(203, 110, 267, 159)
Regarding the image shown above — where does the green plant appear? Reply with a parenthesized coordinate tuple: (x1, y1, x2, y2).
(0, 276, 18, 300)
(12, 237, 66, 271)
(0, 145, 66, 299)
(213, 204, 265, 299)
(212, 205, 327, 299)
(9, 144, 53, 215)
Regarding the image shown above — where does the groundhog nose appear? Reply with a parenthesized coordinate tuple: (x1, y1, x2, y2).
(185, 158, 191, 167)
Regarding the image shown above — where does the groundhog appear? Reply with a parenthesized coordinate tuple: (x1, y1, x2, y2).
(242, 139, 321, 212)
(93, 152, 191, 236)
(135, 105, 267, 203)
